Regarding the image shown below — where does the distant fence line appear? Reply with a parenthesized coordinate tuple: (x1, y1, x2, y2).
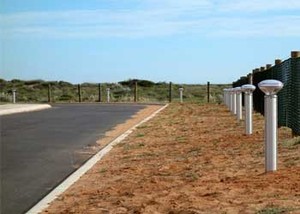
(0, 80, 227, 104)
(233, 51, 300, 135)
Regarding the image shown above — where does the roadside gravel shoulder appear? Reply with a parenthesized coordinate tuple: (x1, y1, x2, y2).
(43, 103, 300, 214)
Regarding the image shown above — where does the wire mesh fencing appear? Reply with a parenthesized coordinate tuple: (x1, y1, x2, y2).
(233, 52, 300, 135)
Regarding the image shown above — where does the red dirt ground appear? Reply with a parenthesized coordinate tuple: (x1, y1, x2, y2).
(43, 103, 300, 214)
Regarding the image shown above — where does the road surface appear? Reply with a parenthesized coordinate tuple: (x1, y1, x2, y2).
(1, 104, 147, 214)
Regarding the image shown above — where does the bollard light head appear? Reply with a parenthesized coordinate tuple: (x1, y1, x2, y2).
(241, 84, 256, 93)
(234, 87, 242, 93)
(179, 87, 184, 92)
(258, 79, 283, 95)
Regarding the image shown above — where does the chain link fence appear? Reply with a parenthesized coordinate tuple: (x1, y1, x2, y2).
(233, 52, 300, 135)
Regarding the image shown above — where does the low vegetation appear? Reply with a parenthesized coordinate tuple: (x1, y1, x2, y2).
(0, 78, 229, 103)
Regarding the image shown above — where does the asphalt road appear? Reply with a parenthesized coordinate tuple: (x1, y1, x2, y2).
(1, 104, 147, 214)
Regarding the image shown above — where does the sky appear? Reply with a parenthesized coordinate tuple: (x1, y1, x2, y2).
(1, 0, 300, 84)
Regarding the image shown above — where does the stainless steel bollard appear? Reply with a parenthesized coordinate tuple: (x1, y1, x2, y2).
(223, 89, 227, 106)
(258, 79, 283, 172)
(235, 87, 242, 121)
(241, 84, 256, 135)
(231, 88, 237, 115)
(12, 89, 16, 104)
(106, 88, 110, 103)
(229, 88, 233, 112)
(224, 88, 230, 108)
(179, 87, 184, 103)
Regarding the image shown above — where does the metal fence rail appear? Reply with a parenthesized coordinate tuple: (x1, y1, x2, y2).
(233, 51, 300, 135)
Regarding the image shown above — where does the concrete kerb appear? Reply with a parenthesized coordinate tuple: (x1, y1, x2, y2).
(26, 104, 169, 214)
(0, 104, 52, 116)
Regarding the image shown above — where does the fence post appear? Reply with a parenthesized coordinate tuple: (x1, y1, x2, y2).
(248, 73, 253, 84)
(106, 88, 110, 103)
(78, 84, 81, 103)
(98, 83, 102, 102)
(258, 79, 283, 172)
(48, 84, 52, 103)
(169, 82, 172, 103)
(134, 81, 138, 102)
(275, 59, 282, 65)
(207, 81, 210, 103)
(291, 51, 300, 58)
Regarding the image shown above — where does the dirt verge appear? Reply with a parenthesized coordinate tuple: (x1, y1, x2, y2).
(43, 103, 300, 214)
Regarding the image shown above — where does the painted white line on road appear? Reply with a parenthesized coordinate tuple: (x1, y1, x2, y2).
(26, 104, 169, 214)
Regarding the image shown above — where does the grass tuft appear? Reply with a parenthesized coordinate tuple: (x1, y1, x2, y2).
(281, 136, 300, 148)
(256, 206, 291, 214)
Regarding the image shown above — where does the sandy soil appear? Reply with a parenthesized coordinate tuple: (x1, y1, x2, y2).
(43, 103, 300, 214)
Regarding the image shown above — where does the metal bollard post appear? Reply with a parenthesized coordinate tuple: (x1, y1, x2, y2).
(229, 89, 233, 112)
(225, 89, 229, 107)
(227, 89, 230, 108)
(179, 87, 184, 103)
(106, 88, 110, 103)
(235, 87, 242, 121)
(230, 88, 236, 114)
(223, 89, 228, 107)
(241, 84, 256, 134)
(12, 89, 16, 104)
(232, 89, 237, 115)
(223, 89, 226, 105)
(258, 80, 283, 172)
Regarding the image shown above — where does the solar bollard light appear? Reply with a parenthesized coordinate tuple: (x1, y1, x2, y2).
(258, 79, 283, 172)
(106, 88, 110, 103)
(225, 88, 230, 108)
(227, 89, 230, 108)
(179, 87, 184, 103)
(12, 89, 16, 103)
(223, 89, 226, 106)
(235, 87, 242, 121)
(223, 89, 228, 107)
(228, 88, 233, 112)
(230, 88, 237, 114)
(241, 84, 256, 135)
